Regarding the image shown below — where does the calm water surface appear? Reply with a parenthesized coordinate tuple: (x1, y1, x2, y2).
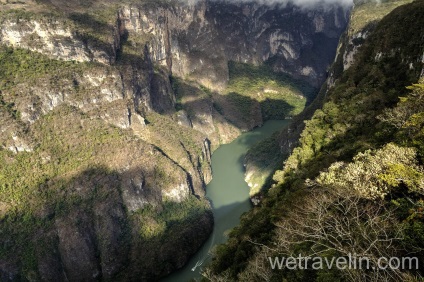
(162, 120, 290, 282)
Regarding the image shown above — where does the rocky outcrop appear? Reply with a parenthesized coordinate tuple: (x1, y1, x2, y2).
(279, 0, 418, 156)
(119, 0, 349, 90)
(0, 0, 351, 280)
(244, 0, 415, 196)
(0, 0, 350, 139)
(0, 16, 112, 64)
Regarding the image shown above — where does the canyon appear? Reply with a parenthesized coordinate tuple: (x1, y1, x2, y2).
(0, 0, 350, 280)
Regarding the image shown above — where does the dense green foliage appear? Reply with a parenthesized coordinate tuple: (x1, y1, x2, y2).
(206, 1, 424, 281)
(0, 46, 83, 90)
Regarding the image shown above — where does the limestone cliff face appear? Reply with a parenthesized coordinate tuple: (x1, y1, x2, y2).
(279, 0, 418, 153)
(120, 0, 349, 90)
(0, 7, 213, 282)
(0, 0, 349, 138)
(244, 0, 416, 197)
(113, 0, 349, 141)
(0, 17, 112, 64)
(0, 0, 349, 280)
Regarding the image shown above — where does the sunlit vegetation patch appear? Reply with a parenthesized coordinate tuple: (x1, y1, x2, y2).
(317, 143, 424, 199)
(349, 0, 413, 36)
(0, 105, 124, 214)
(0, 8, 51, 21)
(207, 1, 424, 280)
(0, 46, 86, 90)
(225, 61, 315, 120)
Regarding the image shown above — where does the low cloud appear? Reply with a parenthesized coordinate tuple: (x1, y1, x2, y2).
(189, 0, 354, 8)
(236, 0, 352, 5)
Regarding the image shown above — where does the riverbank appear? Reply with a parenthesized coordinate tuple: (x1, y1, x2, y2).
(162, 120, 290, 281)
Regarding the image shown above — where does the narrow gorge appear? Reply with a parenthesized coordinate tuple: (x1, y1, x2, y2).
(0, 0, 352, 280)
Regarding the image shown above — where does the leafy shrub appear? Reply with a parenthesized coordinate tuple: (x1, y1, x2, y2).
(317, 143, 424, 199)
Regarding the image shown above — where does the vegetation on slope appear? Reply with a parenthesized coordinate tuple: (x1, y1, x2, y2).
(0, 0, 348, 280)
(0, 103, 213, 279)
(0, 46, 85, 90)
(225, 62, 314, 120)
(206, 1, 424, 281)
(0, 31, 213, 282)
(242, 0, 420, 198)
(244, 130, 288, 196)
(172, 61, 312, 138)
(349, 0, 414, 36)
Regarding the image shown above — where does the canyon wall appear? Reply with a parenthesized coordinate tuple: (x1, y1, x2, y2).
(0, 0, 349, 280)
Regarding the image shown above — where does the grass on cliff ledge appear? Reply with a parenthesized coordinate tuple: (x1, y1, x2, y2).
(0, 46, 82, 90)
(225, 61, 314, 120)
(348, 0, 413, 35)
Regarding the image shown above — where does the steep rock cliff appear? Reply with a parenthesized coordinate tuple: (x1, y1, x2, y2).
(1, 0, 350, 136)
(0, 0, 350, 280)
(0, 10, 214, 282)
(208, 1, 424, 280)
(244, 0, 414, 196)
(124, 1, 349, 90)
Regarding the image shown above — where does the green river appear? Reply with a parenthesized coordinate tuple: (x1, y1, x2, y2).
(163, 120, 290, 282)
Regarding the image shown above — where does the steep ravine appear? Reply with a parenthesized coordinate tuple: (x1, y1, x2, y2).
(207, 1, 424, 280)
(0, 0, 349, 280)
(244, 0, 415, 196)
(163, 120, 290, 282)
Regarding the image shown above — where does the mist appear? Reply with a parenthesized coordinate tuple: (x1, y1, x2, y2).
(186, 0, 354, 8)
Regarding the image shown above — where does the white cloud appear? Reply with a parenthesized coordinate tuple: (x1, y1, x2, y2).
(188, 0, 354, 8)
